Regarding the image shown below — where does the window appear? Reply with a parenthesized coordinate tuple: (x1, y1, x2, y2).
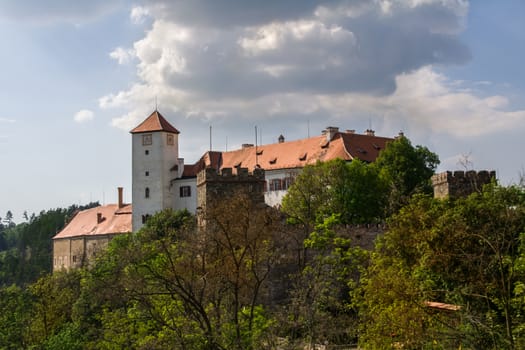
(167, 134, 174, 145)
(141, 214, 151, 224)
(145, 187, 150, 198)
(283, 177, 294, 190)
(269, 178, 282, 191)
(142, 134, 152, 145)
(180, 186, 191, 197)
(145, 150, 149, 155)
(145, 171, 149, 176)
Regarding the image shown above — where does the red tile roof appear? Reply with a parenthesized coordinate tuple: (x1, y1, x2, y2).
(181, 131, 393, 176)
(130, 110, 180, 134)
(425, 301, 461, 311)
(53, 204, 132, 239)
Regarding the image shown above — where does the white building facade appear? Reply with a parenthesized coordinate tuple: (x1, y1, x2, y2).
(131, 111, 394, 231)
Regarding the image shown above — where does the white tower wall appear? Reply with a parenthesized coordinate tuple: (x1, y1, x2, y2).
(132, 131, 179, 231)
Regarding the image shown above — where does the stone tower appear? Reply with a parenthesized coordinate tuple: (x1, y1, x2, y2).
(130, 110, 183, 231)
(196, 167, 266, 229)
(431, 170, 496, 199)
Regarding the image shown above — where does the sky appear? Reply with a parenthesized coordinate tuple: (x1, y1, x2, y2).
(1, 0, 524, 222)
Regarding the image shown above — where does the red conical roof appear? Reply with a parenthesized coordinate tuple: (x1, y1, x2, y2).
(130, 110, 180, 134)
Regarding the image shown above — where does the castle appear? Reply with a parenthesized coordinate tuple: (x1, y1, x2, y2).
(52, 110, 495, 271)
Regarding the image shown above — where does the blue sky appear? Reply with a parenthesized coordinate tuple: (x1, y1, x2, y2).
(1, 0, 524, 222)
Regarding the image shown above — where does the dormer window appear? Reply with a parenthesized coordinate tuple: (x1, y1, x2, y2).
(269, 157, 277, 165)
(299, 153, 307, 161)
(142, 134, 152, 146)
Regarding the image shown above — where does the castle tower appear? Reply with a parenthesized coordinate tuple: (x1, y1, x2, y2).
(130, 110, 182, 231)
(431, 170, 496, 199)
(196, 167, 266, 230)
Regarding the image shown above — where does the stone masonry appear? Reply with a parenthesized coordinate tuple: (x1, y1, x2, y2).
(431, 170, 496, 199)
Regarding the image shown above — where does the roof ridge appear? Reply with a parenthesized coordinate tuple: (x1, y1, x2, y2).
(130, 110, 180, 134)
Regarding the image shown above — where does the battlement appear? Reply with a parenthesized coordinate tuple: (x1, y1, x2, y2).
(197, 167, 265, 186)
(432, 170, 496, 199)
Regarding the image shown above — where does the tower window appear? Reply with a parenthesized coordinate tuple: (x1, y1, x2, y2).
(142, 134, 152, 146)
(167, 134, 174, 145)
(180, 186, 191, 197)
(145, 150, 149, 155)
(145, 171, 149, 176)
(145, 187, 150, 198)
(141, 214, 151, 224)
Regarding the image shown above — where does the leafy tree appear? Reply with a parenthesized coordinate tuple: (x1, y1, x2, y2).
(281, 215, 369, 347)
(360, 184, 525, 349)
(0, 202, 99, 286)
(283, 159, 387, 229)
(77, 196, 287, 349)
(3, 210, 15, 228)
(0, 284, 32, 349)
(373, 135, 439, 213)
(27, 270, 83, 346)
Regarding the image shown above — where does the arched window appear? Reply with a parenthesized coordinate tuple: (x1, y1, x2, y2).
(145, 187, 150, 198)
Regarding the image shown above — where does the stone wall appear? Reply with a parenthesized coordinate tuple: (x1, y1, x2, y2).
(431, 170, 496, 199)
(197, 167, 266, 214)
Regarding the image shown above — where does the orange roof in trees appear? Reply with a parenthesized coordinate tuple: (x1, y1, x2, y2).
(130, 110, 180, 134)
(53, 204, 132, 239)
(181, 130, 393, 176)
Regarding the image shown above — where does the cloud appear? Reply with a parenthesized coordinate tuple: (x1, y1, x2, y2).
(103, 0, 469, 103)
(0, 117, 15, 123)
(100, 0, 525, 151)
(74, 109, 95, 123)
(109, 47, 136, 64)
(0, 0, 124, 24)
(130, 6, 150, 24)
(385, 67, 525, 137)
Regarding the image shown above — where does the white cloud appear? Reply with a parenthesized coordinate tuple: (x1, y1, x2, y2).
(0, 117, 15, 123)
(130, 6, 150, 24)
(386, 67, 525, 137)
(74, 109, 94, 123)
(109, 47, 136, 64)
(100, 1, 525, 145)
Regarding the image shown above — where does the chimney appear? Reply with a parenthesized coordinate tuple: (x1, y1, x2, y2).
(278, 134, 285, 143)
(324, 126, 339, 141)
(346, 129, 355, 134)
(242, 143, 254, 149)
(118, 187, 124, 208)
(395, 131, 405, 139)
(365, 129, 375, 136)
(97, 213, 103, 224)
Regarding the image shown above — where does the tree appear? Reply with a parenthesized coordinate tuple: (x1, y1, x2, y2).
(77, 196, 288, 349)
(360, 184, 525, 349)
(0, 285, 32, 349)
(3, 210, 14, 228)
(27, 270, 83, 346)
(280, 215, 369, 348)
(373, 135, 439, 213)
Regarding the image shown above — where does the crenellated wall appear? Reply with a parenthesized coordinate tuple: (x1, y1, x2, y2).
(197, 167, 266, 228)
(431, 170, 496, 199)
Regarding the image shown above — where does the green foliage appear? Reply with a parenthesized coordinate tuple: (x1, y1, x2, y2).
(360, 185, 525, 349)
(0, 202, 99, 286)
(0, 284, 32, 349)
(281, 214, 369, 346)
(28, 270, 83, 345)
(75, 203, 285, 349)
(282, 158, 388, 228)
(374, 136, 440, 212)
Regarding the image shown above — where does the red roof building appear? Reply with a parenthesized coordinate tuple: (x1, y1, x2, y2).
(53, 188, 131, 271)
